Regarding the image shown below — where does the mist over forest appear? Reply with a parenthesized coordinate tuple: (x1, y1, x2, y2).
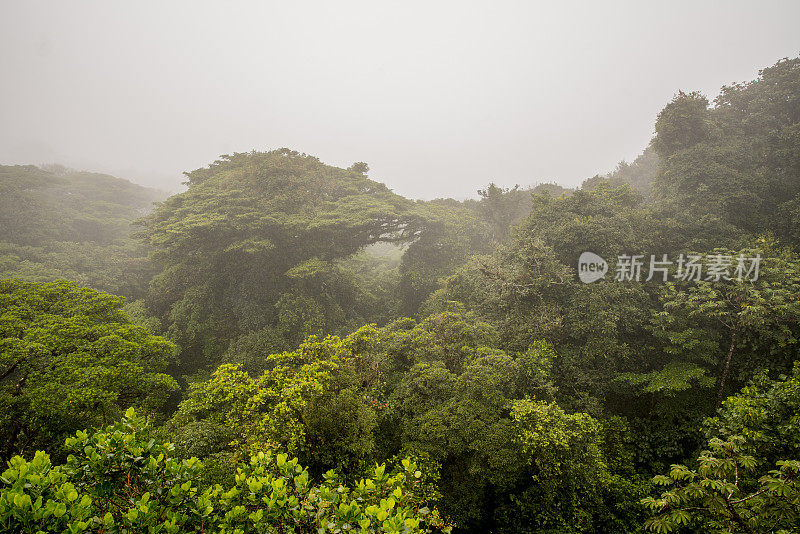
(2, 2, 800, 533)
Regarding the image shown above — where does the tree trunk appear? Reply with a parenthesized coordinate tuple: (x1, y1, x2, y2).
(716, 330, 738, 410)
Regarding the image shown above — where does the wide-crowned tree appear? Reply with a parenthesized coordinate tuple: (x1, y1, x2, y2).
(137, 149, 425, 372)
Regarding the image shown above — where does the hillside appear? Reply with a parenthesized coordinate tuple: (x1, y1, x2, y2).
(0, 164, 167, 298)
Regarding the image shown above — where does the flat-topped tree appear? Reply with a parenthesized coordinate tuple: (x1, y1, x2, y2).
(137, 149, 425, 371)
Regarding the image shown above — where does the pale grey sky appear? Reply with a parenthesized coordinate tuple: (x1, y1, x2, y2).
(1, 1, 798, 198)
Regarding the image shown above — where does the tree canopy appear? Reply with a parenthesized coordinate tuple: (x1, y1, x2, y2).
(0, 279, 177, 460)
(2, 53, 800, 534)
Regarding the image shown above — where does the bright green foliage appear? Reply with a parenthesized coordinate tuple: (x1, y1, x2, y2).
(0, 409, 450, 533)
(169, 333, 377, 475)
(616, 361, 714, 395)
(168, 311, 644, 531)
(3, 52, 800, 534)
(512, 399, 606, 479)
(505, 399, 648, 533)
(705, 363, 800, 469)
(0, 279, 178, 460)
(642, 438, 799, 533)
(0, 165, 165, 300)
(0, 450, 95, 533)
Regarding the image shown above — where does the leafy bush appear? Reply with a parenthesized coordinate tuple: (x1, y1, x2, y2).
(0, 409, 450, 533)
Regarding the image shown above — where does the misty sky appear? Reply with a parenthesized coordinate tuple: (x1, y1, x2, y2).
(1, 1, 798, 199)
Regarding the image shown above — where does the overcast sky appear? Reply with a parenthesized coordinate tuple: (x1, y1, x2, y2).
(1, 1, 798, 199)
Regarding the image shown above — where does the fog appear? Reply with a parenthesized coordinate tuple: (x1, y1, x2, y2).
(1, 0, 798, 198)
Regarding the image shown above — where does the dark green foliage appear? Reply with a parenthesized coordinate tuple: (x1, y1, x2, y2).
(350, 313, 648, 532)
(428, 69, 800, 511)
(643, 243, 800, 407)
(654, 58, 800, 244)
(652, 91, 711, 159)
(3, 53, 800, 534)
(398, 182, 569, 317)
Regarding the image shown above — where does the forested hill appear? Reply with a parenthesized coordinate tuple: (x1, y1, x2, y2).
(1, 55, 800, 534)
(0, 164, 166, 298)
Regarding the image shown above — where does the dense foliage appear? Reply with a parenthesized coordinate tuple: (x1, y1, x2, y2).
(643, 365, 800, 532)
(0, 279, 177, 460)
(653, 57, 800, 244)
(0, 409, 449, 533)
(2, 54, 800, 532)
(0, 164, 165, 299)
(136, 149, 430, 372)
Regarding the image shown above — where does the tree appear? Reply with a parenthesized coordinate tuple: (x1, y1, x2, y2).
(476, 183, 535, 243)
(348, 162, 370, 174)
(582, 146, 659, 199)
(502, 399, 648, 534)
(643, 438, 799, 533)
(653, 57, 800, 243)
(431, 184, 665, 410)
(0, 165, 165, 300)
(643, 364, 800, 533)
(347, 312, 642, 532)
(640, 242, 800, 409)
(137, 149, 425, 372)
(168, 333, 377, 477)
(397, 199, 491, 316)
(652, 91, 710, 159)
(0, 279, 177, 461)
